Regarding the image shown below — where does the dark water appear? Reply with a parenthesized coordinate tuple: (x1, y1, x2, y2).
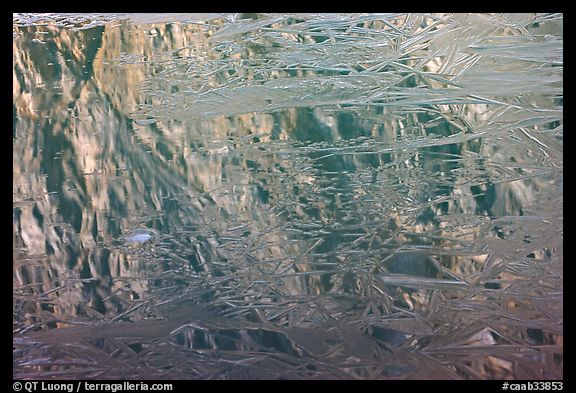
(13, 13, 562, 379)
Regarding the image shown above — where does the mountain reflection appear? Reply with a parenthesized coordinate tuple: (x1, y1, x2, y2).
(13, 14, 562, 379)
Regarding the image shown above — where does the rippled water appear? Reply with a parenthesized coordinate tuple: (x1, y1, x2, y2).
(13, 13, 563, 379)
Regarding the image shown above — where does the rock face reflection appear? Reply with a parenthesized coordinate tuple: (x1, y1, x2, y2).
(13, 13, 562, 379)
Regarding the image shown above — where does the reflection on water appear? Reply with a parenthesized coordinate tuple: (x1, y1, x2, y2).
(13, 13, 562, 379)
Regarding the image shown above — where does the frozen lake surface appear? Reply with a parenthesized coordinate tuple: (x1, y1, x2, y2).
(13, 13, 562, 379)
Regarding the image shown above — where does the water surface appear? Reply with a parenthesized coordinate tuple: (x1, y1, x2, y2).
(13, 13, 563, 380)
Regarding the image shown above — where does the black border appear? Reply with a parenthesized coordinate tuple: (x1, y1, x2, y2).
(10, 7, 567, 388)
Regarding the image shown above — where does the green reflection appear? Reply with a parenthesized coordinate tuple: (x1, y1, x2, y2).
(13, 13, 562, 380)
